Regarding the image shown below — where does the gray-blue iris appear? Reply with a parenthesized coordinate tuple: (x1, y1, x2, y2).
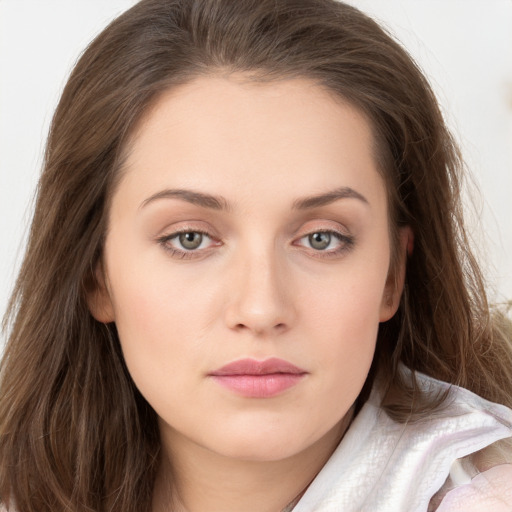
(179, 232, 203, 250)
(309, 232, 330, 250)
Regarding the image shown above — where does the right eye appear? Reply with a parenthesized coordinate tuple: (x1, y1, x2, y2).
(157, 229, 219, 258)
(174, 232, 208, 250)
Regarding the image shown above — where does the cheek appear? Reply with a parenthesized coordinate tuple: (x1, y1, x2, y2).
(308, 287, 381, 366)
(304, 254, 389, 331)
(103, 242, 220, 393)
(108, 274, 219, 431)
(298, 256, 389, 376)
(110, 272, 216, 356)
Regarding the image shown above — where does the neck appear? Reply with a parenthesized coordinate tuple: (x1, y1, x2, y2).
(152, 409, 354, 512)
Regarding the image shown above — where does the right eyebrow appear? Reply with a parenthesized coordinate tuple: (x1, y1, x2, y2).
(139, 188, 230, 211)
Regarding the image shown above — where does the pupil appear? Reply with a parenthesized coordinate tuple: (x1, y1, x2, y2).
(309, 232, 330, 250)
(179, 232, 202, 250)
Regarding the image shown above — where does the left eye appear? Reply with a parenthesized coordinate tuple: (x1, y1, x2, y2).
(297, 231, 347, 252)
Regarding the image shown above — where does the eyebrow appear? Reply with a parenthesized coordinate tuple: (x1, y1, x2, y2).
(292, 186, 369, 210)
(140, 188, 229, 211)
(139, 186, 368, 211)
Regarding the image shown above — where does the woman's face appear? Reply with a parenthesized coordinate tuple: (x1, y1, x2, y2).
(90, 76, 405, 462)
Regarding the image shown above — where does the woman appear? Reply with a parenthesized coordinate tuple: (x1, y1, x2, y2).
(0, 1, 511, 510)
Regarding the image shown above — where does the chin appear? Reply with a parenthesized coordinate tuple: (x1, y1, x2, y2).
(214, 438, 307, 463)
(201, 420, 328, 463)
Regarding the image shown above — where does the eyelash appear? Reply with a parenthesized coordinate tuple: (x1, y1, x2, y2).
(157, 228, 355, 260)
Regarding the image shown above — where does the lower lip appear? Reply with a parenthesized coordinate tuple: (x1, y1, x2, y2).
(211, 373, 305, 398)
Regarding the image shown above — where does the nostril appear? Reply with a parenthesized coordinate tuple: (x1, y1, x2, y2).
(232, 322, 288, 334)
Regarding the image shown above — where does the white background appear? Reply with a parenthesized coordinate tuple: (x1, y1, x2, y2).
(1, 1, 511, 342)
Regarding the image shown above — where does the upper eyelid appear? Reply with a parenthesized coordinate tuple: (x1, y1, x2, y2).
(165, 227, 212, 236)
(157, 224, 350, 239)
(156, 222, 218, 238)
(294, 229, 351, 244)
(299, 227, 347, 235)
(159, 229, 217, 245)
(159, 227, 348, 240)
(293, 224, 351, 239)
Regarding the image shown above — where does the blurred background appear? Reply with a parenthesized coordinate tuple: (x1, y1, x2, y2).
(1, 1, 511, 345)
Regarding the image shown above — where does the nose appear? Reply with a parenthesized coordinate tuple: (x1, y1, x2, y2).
(223, 244, 296, 337)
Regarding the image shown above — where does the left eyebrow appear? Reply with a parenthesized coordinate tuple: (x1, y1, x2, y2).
(292, 186, 369, 210)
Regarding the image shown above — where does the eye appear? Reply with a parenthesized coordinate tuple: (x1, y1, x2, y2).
(158, 229, 218, 257)
(295, 230, 354, 256)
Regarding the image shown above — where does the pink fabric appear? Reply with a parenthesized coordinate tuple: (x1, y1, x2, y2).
(436, 464, 512, 511)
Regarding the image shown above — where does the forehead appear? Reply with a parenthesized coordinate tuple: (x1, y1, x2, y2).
(116, 75, 386, 213)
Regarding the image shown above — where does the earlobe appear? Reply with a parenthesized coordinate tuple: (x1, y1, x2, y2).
(85, 261, 115, 323)
(379, 226, 413, 322)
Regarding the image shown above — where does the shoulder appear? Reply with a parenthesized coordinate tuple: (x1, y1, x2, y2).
(416, 371, 512, 510)
(434, 463, 512, 511)
(428, 437, 512, 511)
(292, 370, 512, 512)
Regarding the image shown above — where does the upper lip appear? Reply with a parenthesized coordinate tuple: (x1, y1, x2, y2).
(209, 357, 307, 376)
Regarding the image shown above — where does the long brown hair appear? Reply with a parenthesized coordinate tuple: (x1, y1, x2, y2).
(1, 0, 511, 510)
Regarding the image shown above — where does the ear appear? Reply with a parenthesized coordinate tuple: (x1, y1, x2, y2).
(379, 226, 413, 322)
(85, 261, 115, 323)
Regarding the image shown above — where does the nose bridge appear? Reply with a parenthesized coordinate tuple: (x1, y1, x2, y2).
(225, 237, 294, 335)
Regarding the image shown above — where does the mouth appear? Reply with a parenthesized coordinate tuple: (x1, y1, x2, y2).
(208, 358, 308, 398)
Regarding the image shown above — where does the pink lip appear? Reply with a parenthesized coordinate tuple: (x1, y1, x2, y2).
(209, 358, 307, 398)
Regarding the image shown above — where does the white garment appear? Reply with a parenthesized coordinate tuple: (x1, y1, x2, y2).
(292, 370, 512, 512)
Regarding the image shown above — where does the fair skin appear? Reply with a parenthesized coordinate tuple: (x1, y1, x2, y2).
(89, 75, 408, 511)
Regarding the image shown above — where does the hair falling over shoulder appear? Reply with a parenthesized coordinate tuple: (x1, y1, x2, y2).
(1, 0, 511, 510)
